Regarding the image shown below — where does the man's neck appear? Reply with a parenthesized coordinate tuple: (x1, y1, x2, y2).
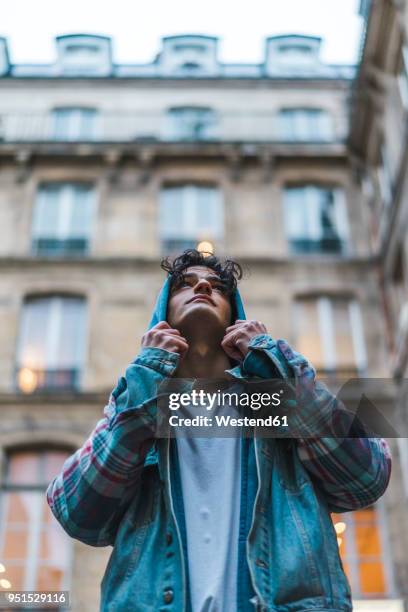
(175, 338, 232, 379)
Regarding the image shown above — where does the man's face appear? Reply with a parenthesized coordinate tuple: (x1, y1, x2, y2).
(167, 266, 232, 333)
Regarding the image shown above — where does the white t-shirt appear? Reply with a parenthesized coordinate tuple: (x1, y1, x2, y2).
(176, 403, 242, 612)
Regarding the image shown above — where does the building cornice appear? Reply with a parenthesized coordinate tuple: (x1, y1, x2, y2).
(0, 255, 380, 270)
(0, 74, 355, 86)
(0, 141, 348, 165)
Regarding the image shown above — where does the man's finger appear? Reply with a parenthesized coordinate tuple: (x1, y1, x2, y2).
(221, 329, 242, 348)
(153, 321, 171, 330)
(163, 333, 188, 344)
(225, 322, 246, 332)
(222, 342, 243, 361)
(160, 328, 183, 336)
(164, 337, 189, 352)
(164, 333, 188, 343)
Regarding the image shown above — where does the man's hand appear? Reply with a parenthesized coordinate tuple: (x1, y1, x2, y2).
(221, 319, 267, 361)
(141, 321, 189, 359)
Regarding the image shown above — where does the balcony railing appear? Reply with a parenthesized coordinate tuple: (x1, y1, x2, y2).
(289, 236, 346, 255)
(0, 112, 347, 144)
(16, 367, 80, 393)
(31, 238, 89, 258)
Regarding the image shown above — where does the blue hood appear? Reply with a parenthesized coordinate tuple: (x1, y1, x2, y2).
(144, 275, 246, 468)
(148, 276, 247, 329)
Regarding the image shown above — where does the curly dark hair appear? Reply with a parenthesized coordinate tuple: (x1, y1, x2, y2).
(161, 249, 243, 296)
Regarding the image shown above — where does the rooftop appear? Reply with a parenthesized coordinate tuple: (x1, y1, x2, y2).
(0, 33, 356, 80)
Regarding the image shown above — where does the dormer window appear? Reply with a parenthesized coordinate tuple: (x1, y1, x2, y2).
(0, 37, 10, 77)
(56, 35, 112, 76)
(265, 35, 322, 75)
(158, 35, 219, 76)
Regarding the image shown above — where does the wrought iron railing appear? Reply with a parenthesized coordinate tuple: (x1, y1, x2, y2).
(0, 111, 347, 144)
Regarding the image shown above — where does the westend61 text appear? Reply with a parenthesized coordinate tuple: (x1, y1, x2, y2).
(168, 390, 283, 411)
(168, 415, 289, 427)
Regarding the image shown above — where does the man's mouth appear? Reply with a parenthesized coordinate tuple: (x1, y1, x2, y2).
(187, 295, 215, 306)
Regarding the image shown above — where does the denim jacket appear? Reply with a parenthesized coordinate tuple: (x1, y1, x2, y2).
(46, 279, 391, 612)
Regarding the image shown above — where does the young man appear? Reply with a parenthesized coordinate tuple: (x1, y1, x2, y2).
(47, 249, 392, 612)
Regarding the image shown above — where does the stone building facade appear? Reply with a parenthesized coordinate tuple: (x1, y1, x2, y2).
(0, 22, 406, 611)
(350, 0, 408, 607)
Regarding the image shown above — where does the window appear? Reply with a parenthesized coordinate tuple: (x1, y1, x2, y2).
(51, 108, 98, 141)
(160, 36, 218, 77)
(0, 37, 9, 76)
(278, 44, 313, 54)
(278, 108, 333, 142)
(276, 43, 318, 67)
(283, 185, 349, 254)
(0, 450, 72, 592)
(180, 62, 202, 72)
(159, 184, 223, 255)
(16, 296, 87, 392)
(390, 244, 407, 319)
(332, 507, 390, 597)
(378, 146, 393, 207)
(65, 44, 99, 55)
(56, 35, 112, 76)
(173, 44, 207, 53)
(32, 183, 96, 257)
(398, 47, 408, 110)
(166, 107, 217, 140)
(295, 296, 367, 375)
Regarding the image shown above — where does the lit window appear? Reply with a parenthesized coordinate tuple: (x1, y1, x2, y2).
(32, 183, 96, 257)
(159, 184, 223, 255)
(283, 185, 349, 255)
(16, 296, 87, 392)
(0, 450, 72, 592)
(197, 241, 214, 256)
(51, 108, 98, 141)
(295, 296, 367, 375)
(166, 107, 217, 140)
(332, 508, 389, 597)
(278, 108, 333, 142)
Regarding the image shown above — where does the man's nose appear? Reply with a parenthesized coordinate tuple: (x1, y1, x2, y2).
(194, 279, 212, 294)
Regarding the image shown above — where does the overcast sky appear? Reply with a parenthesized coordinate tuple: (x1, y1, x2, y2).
(2, 0, 362, 65)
